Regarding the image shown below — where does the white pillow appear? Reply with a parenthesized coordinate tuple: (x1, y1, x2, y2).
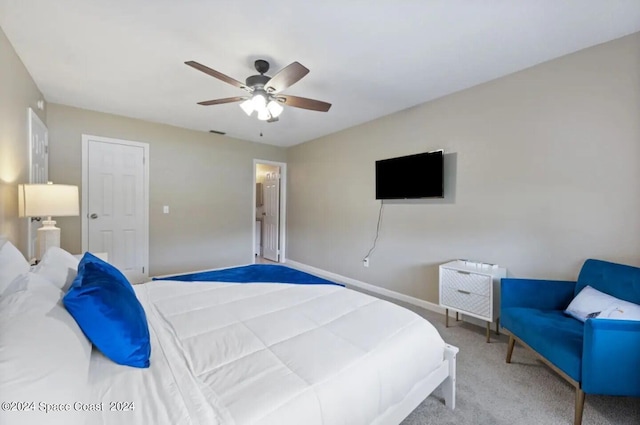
(565, 285, 640, 322)
(0, 272, 91, 425)
(0, 237, 30, 295)
(32, 246, 80, 292)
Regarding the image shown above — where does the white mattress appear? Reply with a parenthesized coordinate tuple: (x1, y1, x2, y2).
(87, 280, 446, 425)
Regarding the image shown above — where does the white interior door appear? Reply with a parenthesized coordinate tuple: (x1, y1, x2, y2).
(84, 137, 148, 283)
(27, 108, 48, 261)
(262, 170, 280, 262)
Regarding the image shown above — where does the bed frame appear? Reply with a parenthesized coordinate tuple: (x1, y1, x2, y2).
(379, 344, 459, 424)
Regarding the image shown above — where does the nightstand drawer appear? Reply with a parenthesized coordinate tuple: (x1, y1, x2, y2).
(440, 268, 491, 296)
(441, 285, 491, 317)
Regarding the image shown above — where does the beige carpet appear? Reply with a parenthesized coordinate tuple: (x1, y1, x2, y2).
(396, 306, 640, 425)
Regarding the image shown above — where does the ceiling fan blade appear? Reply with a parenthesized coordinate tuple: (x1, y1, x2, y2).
(185, 61, 250, 91)
(197, 96, 247, 106)
(278, 95, 331, 112)
(264, 62, 309, 93)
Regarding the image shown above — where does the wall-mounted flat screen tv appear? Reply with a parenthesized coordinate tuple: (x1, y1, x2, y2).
(375, 150, 444, 199)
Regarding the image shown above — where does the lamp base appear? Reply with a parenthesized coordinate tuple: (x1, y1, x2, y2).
(37, 220, 60, 261)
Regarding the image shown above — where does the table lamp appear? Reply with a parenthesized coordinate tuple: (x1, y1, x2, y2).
(18, 183, 79, 261)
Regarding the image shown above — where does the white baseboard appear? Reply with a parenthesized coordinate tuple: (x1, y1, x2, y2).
(284, 259, 446, 316)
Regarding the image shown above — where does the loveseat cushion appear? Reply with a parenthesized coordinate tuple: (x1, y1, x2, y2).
(502, 307, 583, 381)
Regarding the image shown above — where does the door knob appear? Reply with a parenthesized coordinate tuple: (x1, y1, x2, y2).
(90, 213, 98, 219)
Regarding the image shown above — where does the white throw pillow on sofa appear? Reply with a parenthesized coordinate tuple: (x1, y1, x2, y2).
(565, 285, 640, 322)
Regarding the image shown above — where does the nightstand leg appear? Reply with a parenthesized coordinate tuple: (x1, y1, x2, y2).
(486, 322, 491, 343)
(445, 309, 449, 327)
(496, 318, 500, 335)
(455, 312, 459, 321)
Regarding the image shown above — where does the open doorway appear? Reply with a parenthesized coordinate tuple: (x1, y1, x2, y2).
(253, 160, 286, 264)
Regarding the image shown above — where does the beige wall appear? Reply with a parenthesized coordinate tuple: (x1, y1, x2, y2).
(46, 104, 286, 276)
(0, 26, 46, 254)
(286, 33, 640, 304)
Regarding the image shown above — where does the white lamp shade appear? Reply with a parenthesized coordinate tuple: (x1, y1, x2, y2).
(267, 100, 284, 118)
(18, 184, 79, 218)
(239, 99, 254, 116)
(251, 93, 267, 111)
(257, 109, 271, 121)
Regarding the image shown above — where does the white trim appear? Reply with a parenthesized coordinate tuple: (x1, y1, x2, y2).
(27, 108, 48, 261)
(253, 159, 287, 264)
(284, 259, 446, 315)
(27, 108, 48, 177)
(81, 134, 150, 280)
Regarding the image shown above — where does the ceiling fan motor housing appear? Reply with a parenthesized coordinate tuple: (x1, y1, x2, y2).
(246, 74, 270, 89)
(254, 59, 270, 74)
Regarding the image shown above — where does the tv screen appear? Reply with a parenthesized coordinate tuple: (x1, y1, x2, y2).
(375, 150, 444, 199)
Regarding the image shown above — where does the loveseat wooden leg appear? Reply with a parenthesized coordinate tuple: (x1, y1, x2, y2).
(574, 388, 585, 425)
(506, 334, 515, 363)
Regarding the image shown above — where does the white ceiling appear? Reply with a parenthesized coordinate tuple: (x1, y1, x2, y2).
(2, 1, 639, 147)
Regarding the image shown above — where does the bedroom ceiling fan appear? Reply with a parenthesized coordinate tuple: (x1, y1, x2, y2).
(185, 59, 332, 122)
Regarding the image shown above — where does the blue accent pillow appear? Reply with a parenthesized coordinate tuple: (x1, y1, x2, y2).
(63, 253, 150, 368)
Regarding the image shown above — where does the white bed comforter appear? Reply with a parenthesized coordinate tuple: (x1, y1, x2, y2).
(87, 280, 445, 425)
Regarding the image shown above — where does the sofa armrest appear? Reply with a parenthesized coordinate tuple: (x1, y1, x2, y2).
(582, 319, 640, 396)
(501, 278, 576, 310)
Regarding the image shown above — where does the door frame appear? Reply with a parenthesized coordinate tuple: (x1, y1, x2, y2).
(81, 134, 150, 277)
(253, 159, 286, 263)
(27, 107, 48, 261)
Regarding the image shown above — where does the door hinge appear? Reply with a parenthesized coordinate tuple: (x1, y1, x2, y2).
(45, 145, 49, 154)
(142, 266, 145, 274)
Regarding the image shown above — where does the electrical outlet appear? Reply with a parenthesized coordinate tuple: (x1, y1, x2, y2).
(363, 257, 369, 268)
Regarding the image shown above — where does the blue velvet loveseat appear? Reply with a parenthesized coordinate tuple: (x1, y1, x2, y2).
(501, 259, 640, 425)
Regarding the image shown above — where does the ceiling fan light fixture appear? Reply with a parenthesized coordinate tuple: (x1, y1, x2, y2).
(187, 59, 331, 122)
(267, 100, 284, 118)
(251, 92, 267, 111)
(257, 109, 271, 121)
(239, 99, 254, 116)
